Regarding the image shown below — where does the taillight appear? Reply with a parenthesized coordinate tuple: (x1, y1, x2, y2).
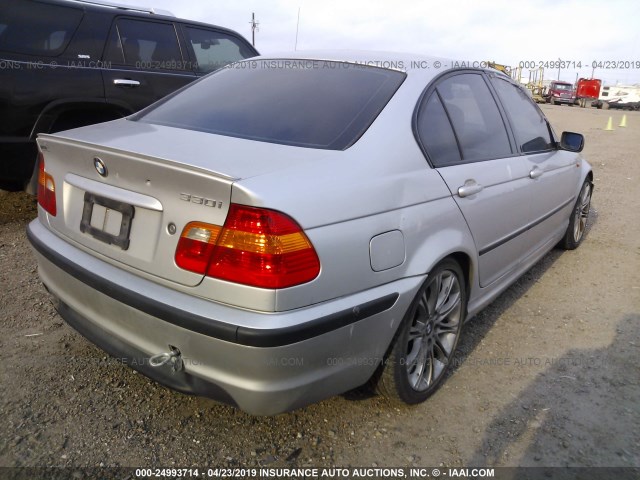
(175, 222, 222, 274)
(37, 153, 57, 216)
(175, 205, 320, 289)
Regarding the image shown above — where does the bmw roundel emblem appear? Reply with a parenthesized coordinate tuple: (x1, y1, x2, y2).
(94, 157, 108, 177)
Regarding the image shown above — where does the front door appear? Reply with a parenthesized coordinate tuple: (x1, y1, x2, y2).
(489, 76, 581, 255)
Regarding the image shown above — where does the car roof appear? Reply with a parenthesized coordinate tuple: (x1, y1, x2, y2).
(248, 50, 512, 84)
(257, 50, 448, 70)
(60, 0, 175, 16)
(52, 0, 243, 33)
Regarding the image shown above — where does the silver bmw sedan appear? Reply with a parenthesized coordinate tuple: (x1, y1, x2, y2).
(28, 51, 593, 415)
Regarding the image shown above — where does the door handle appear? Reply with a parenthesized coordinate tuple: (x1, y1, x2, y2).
(457, 181, 483, 198)
(113, 79, 141, 87)
(529, 167, 544, 179)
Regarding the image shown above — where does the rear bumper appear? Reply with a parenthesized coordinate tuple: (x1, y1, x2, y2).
(27, 220, 420, 414)
(53, 299, 238, 407)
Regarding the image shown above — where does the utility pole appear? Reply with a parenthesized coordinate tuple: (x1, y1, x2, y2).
(250, 12, 259, 47)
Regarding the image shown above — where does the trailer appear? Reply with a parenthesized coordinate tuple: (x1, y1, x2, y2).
(575, 78, 601, 107)
(593, 84, 640, 110)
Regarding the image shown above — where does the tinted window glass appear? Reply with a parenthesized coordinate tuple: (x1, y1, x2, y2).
(136, 61, 406, 150)
(417, 93, 461, 167)
(436, 74, 511, 162)
(106, 19, 183, 70)
(0, 0, 82, 56)
(491, 78, 553, 153)
(184, 27, 254, 73)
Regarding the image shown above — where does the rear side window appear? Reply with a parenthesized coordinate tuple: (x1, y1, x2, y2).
(0, 0, 82, 56)
(105, 19, 183, 70)
(436, 74, 512, 162)
(417, 93, 462, 167)
(135, 61, 406, 150)
(490, 78, 553, 153)
(184, 27, 255, 73)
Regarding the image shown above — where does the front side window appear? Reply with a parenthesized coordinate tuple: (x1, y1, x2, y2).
(0, 0, 82, 56)
(105, 19, 183, 70)
(184, 27, 255, 73)
(435, 74, 512, 162)
(135, 61, 406, 150)
(491, 77, 553, 153)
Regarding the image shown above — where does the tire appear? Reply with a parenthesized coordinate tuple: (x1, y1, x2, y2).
(560, 179, 592, 250)
(377, 258, 466, 405)
(602, 102, 610, 110)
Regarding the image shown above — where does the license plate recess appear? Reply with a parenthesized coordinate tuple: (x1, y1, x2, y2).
(80, 192, 135, 250)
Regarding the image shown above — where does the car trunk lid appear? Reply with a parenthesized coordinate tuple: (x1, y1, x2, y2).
(36, 120, 329, 287)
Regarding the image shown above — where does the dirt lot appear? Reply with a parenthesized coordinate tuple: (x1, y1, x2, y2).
(1, 106, 638, 474)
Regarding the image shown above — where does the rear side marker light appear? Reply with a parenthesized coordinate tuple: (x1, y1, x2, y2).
(37, 153, 57, 216)
(175, 205, 320, 289)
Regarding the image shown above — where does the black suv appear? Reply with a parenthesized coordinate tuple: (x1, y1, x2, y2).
(0, 0, 258, 191)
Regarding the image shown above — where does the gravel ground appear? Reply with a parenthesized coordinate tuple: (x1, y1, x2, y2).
(0, 106, 638, 474)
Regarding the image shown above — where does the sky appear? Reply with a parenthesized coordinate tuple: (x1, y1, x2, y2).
(115, 0, 640, 86)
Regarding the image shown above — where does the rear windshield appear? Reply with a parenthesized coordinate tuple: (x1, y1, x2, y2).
(0, 0, 83, 56)
(135, 60, 406, 150)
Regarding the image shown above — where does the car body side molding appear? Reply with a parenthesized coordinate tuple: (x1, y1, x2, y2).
(478, 196, 575, 256)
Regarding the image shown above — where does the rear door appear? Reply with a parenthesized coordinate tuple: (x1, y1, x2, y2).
(101, 17, 196, 113)
(490, 76, 581, 253)
(416, 72, 532, 287)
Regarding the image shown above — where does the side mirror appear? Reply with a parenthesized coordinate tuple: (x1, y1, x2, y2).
(560, 131, 584, 152)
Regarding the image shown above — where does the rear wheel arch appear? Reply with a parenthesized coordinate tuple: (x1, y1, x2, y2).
(375, 251, 472, 363)
(375, 256, 468, 404)
(447, 251, 473, 310)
